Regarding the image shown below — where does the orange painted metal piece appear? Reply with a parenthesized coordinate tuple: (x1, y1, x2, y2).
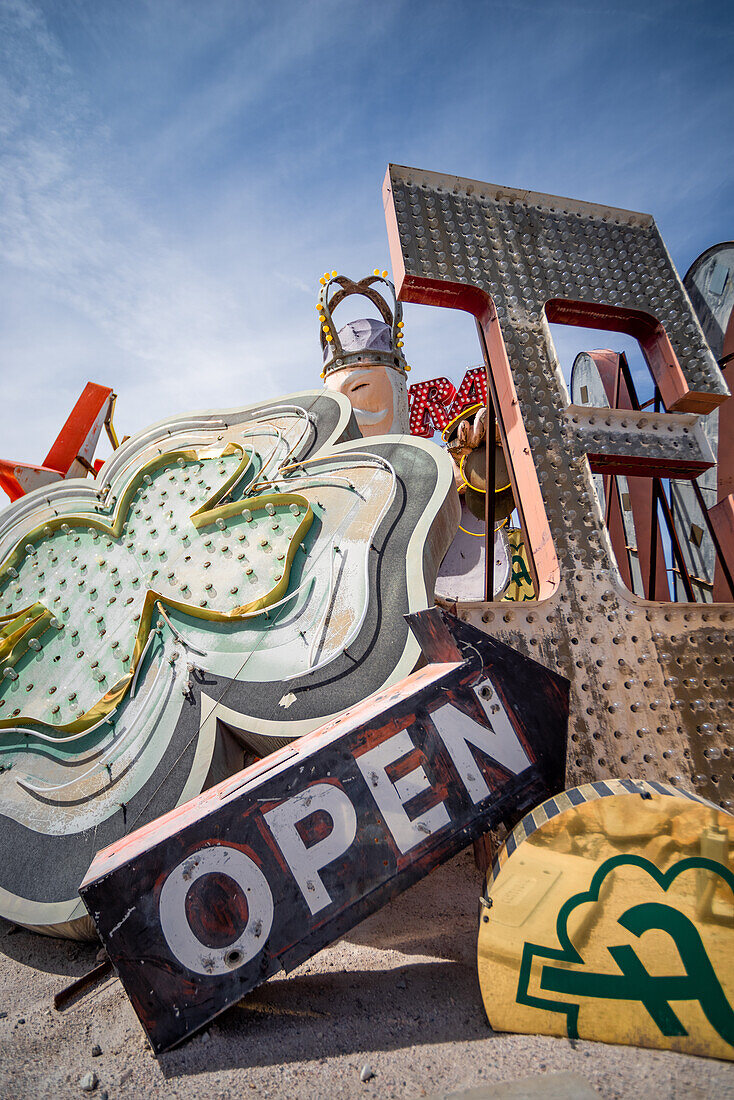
(0, 460, 57, 504)
(0, 382, 114, 502)
(42, 382, 114, 474)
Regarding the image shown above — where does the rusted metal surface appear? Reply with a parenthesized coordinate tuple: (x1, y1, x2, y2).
(709, 496, 734, 591)
(565, 405, 714, 479)
(53, 959, 113, 1012)
(572, 351, 671, 601)
(79, 608, 568, 1053)
(691, 479, 734, 599)
(570, 349, 716, 603)
(383, 164, 734, 811)
(574, 349, 728, 603)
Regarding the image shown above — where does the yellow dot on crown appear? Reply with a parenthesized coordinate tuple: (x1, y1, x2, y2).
(405, 365, 411, 372)
(319, 277, 326, 285)
(331, 270, 337, 277)
(320, 372, 326, 379)
(326, 335, 333, 342)
(317, 303, 324, 311)
(397, 340, 403, 347)
(322, 325, 329, 333)
(373, 268, 379, 276)
(398, 321, 404, 328)
(382, 270, 388, 278)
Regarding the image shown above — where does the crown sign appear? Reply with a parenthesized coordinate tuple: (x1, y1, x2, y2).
(317, 271, 408, 379)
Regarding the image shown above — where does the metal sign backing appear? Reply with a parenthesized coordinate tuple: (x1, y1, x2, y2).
(383, 164, 733, 810)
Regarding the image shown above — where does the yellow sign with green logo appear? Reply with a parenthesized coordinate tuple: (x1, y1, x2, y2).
(478, 781, 734, 1060)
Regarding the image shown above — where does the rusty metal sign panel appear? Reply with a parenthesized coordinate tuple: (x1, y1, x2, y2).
(80, 608, 568, 1052)
(383, 164, 734, 812)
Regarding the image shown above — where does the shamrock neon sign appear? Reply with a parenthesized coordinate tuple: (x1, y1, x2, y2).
(0, 391, 458, 936)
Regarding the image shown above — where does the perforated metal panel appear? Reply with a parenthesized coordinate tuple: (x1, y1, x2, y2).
(383, 164, 733, 809)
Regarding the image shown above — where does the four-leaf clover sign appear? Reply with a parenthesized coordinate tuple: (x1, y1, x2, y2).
(0, 390, 458, 936)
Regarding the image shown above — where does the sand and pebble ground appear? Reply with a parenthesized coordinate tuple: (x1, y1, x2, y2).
(1, 849, 731, 1099)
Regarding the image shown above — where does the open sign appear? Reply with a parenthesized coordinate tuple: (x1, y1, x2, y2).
(80, 609, 568, 1053)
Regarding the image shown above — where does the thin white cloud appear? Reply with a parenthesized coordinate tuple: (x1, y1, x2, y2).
(0, 0, 730, 472)
(0, 1, 321, 459)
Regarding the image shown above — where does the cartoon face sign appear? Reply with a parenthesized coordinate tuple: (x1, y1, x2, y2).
(324, 362, 409, 437)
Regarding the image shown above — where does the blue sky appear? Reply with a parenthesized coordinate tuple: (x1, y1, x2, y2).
(1, 0, 732, 465)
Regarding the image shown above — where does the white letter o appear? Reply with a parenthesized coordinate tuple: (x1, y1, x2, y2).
(159, 845, 274, 976)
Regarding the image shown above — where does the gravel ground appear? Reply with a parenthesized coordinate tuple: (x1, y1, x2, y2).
(1, 849, 732, 1099)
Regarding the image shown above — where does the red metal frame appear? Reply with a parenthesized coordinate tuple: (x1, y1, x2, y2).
(586, 350, 670, 600)
(0, 382, 114, 502)
(545, 299, 725, 415)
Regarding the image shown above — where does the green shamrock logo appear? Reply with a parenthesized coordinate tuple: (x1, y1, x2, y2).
(517, 854, 734, 1047)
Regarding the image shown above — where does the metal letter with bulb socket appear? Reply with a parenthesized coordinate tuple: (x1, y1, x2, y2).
(382, 163, 734, 810)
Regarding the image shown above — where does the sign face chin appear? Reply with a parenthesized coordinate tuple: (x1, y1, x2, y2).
(80, 608, 569, 1053)
(0, 391, 459, 937)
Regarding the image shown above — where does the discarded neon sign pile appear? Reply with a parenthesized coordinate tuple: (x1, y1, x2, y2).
(0, 164, 732, 1064)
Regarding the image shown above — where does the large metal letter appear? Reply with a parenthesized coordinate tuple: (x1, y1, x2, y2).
(264, 782, 358, 915)
(356, 729, 450, 853)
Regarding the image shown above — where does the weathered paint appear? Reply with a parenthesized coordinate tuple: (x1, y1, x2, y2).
(479, 779, 734, 1061)
(0, 391, 459, 937)
(382, 164, 734, 812)
(80, 608, 568, 1053)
